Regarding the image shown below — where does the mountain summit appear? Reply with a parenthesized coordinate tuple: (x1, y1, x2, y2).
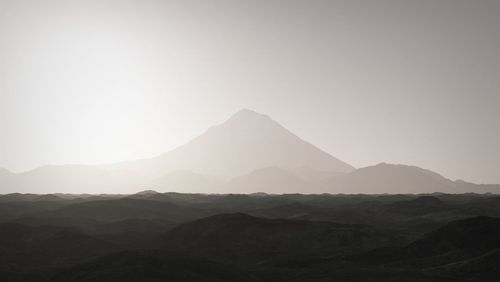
(113, 109, 355, 179)
(223, 109, 273, 127)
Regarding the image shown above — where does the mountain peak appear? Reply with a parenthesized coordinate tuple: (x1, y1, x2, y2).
(104, 109, 355, 186)
(223, 109, 276, 128)
(156, 109, 355, 178)
(231, 108, 267, 118)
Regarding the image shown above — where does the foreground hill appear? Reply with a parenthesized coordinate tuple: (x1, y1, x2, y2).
(277, 216, 500, 282)
(51, 251, 259, 282)
(0, 194, 499, 281)
(399, 216, 500, 266)
(356, 216, 500, 278)
(0, 223, 116, 270)
(160, 213, 396, 266)
(33, 198, 208, 223)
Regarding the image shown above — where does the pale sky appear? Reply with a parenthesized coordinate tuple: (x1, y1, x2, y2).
(0, 0, 499, 184)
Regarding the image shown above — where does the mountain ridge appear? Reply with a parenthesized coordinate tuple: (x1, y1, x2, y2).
(324, 163, 499, 194)
(0, 110, 498, 194)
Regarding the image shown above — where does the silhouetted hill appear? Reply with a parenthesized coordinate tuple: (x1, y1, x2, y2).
(0, 223, 116, 269)
(325, 163, 500, 194)
(51, 251, 260, 282)
(161, 213, 395, 265)
(134, 190, 160, 196)
(201, 194, 292, 210)
(224, 166, 311, 194)
(93, 218, 169, 234)
(35, 194, 64, 202)
(383, 196, 446, 216)
(454, 180, 500, 194)
(290, 166, 344, 182)
(1, 194, 500, 281)
(149, 170, 223, 193)
(406, 216, 500, 258)
(0, 201, 66, 222)
(248, 202, 333, 221)
(325, 163, 454, 193)
(43, 198, 207, 223)
(428, 248, 500, 281)
(0, 165, 141, 194)
(359, 216, 500, 269)
(0, 193, 40, 202)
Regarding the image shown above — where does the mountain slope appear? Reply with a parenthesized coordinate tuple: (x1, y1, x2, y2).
(110, 109, 355, 179)
(51, 251, 260, 282)
(41, 198, 206, 223)
(324, 163, 500, 194)
(358, 216, 500, 267)
(0, 223, 116, 268)
(2, 110, 499, 194)
(405, 216, 500, 258)
(0, 165, 141, 194)
(0, 109, 353, 194)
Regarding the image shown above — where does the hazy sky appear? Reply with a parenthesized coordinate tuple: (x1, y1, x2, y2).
(0, 0, 498, 183)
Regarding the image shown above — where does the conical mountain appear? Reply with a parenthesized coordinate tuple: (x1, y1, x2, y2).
(113, 109, 355, 179)
(0, 109, 353, 194)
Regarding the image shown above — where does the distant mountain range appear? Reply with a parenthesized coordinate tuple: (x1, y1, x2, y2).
(0, 109, 498, 194)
